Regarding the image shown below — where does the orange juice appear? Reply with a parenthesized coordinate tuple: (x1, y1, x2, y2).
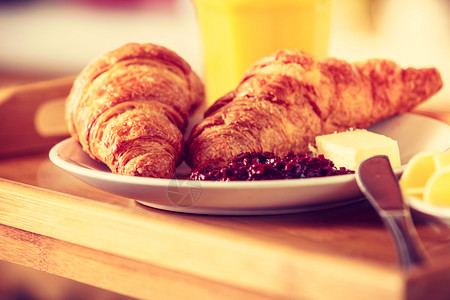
(192, 0, 332, 103)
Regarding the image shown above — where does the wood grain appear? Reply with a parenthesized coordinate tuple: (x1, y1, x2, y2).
(1, 77, 450, 299)
(0, 176, 407, 300)
(0, 224, 273, 300)
(2, 153, 450, 299)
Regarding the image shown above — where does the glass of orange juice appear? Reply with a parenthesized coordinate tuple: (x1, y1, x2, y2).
(192, 0, 332, 104)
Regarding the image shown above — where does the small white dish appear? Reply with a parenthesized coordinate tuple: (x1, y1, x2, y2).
(407, 196, 450, 225)
(49, 113, 450, 215)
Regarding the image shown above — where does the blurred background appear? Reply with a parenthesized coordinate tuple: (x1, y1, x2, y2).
(0, 0, 449, 299)
(1, 0, 450, 107)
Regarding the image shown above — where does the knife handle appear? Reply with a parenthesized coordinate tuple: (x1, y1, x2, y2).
(382, 211, 428, 269)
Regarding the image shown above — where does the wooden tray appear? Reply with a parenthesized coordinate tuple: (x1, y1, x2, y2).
(1, 78, 450, 300)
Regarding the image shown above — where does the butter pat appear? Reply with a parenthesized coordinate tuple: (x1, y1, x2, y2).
(315, 129, 401, 170)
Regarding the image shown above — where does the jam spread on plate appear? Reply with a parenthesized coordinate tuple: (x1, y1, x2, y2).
(189, 152, 354, 181)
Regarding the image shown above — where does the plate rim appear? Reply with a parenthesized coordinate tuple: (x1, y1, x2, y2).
(48, 112, 450, 215)
(407, 195, 450, 221)
(49, 137, 372, 189)
(50, 111, 450, 189)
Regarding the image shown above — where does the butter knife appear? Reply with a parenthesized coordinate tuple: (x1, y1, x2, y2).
(356, 155, 428, 269)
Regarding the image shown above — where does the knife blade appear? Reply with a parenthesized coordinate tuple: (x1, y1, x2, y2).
(356, 155, 428, 269)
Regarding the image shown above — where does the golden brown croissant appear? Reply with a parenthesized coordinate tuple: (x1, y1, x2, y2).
(186, 49, 442, 170)
(65, 43, 204, 178)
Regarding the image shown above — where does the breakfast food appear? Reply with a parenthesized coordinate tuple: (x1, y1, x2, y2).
(424, 167, 450, 207)
(189, 151, 353, 181)
(400, 151, 450, 207)
(186, 49, 442, 170)
(65, 43, 204, 178)
(399, 151, 436, 197)
(313, 129, 401, 170)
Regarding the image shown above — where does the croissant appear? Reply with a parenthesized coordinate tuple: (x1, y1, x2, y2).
(65, 43, 204, 178)
(186, 49, 442, 170)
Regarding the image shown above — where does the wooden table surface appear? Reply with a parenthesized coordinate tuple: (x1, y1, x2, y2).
(1, 77, 450, 300)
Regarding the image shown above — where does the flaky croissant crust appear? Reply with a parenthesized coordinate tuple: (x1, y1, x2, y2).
(186, 49, 442, 170)
(66, 43, 204, 178)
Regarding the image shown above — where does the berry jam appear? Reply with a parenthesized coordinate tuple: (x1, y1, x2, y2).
(189, 152, 354, 181)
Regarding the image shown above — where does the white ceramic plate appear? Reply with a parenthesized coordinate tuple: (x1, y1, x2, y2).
(49, 113, 450, 215)
(407, 196, 450, 225)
